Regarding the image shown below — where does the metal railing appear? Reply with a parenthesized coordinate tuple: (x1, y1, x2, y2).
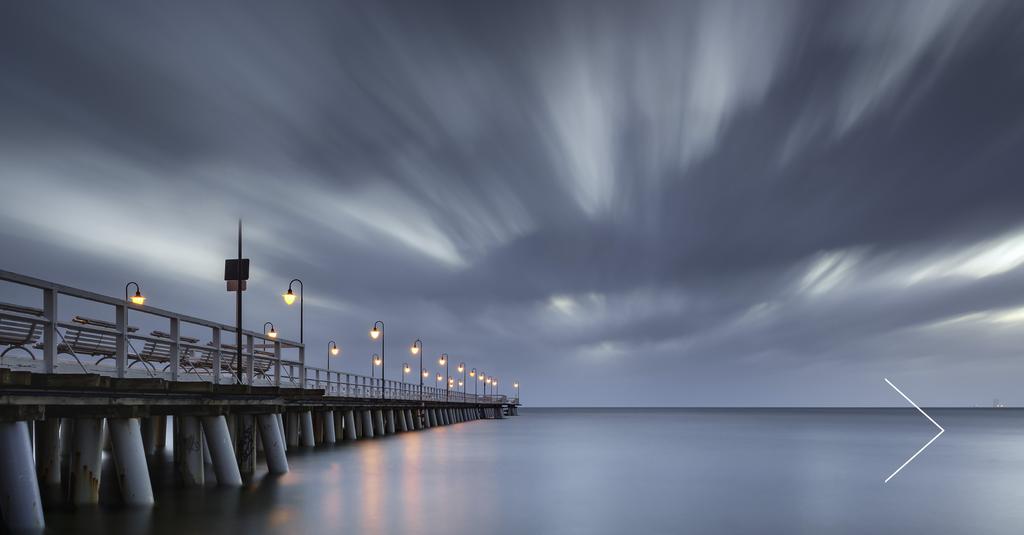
(0, 270, 514, 404)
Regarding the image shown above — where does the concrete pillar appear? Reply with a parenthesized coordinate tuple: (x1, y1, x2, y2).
(323, 411, 336, 444)
(59, 417, 73, 468)
(0, 421, 45, 531)
(257, 414, 289, 474)
(441, 409, 449, 426)
(300, 411, 315, 447)
(201, 415, 242, 487)
(236, 414, 257, 477)
(361, 410, 375, 439)
(35, 418, 61, 500)
(386, 410, 397, 434)
(71, 418, 105, 504)
(177, 416, 204, 487)
(334, 411, 344, 442)
(286, 413, 299, 447)
(202, 431, 212, 465)
(140, 417, 156, 456)
(428, 409, 438, 427)
(276, 413, 287, 451)
(109, 418, 154, 505)
(344, 410, 358, 441)
(155, 415, 168, 450)
(397, 410, 408, 432)
(374, 410, 386, 437)
(313, 412, 323, 445)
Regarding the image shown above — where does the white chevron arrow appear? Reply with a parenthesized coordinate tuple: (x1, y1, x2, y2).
(884, 378, 945, 483)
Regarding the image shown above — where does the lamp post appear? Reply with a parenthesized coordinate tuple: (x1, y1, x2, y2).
(411, 339, 423, 401)
(470, 368, 477, 399)
(125, 282, 146, 306)
(327, 340, 340, 372)
(282, 279, 303, 344)
(485, 377, 492, 397)
(514, 381, 520, 401)
(493, 378, 498, 397)
(439, 353, 449, 401)
(264, 322, 277, 339)
(457, 362, 465, 401)
(370, 321, 384, 400)
(435, 373, 442, 391)
(478, 372, 485, 399)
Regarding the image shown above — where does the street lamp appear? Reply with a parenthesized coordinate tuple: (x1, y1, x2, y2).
(435, 373, 442, 390)
(125, 282, 146, 306)
(514, 381, 520, 400)
(470, 368, 477, 398)
(370, 321, 384, 400)
(327, 340, 340, 372)
(457, 362, 466, 400)
(264, 322, 277, 339)
(372, 353, 382, 375)
(439, 353, 449, 401)
(411, 339, 423, 401)
(281, 279, 303, 344)
(403, 363, 411, 382)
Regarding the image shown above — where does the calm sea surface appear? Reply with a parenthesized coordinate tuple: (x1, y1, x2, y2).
(42, 408, 1024, 534)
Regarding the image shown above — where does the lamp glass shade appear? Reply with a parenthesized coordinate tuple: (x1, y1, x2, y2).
(282, 290, 297, 305)
(370, 328, 380, 340)
(330, 347, 340, 356)
(267, 329, 277, 339)
(410, 345, 420, 355)
(130, 292, 146, 305)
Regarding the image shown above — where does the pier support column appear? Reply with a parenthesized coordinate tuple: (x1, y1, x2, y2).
(386, 410, 397, 434)
(429, 409, 438, 427)
(344, 410, 357, 441)
(177, 416, 204, 487)
(286, 413, 299, 447)
(397, 410, 408, 432)
(276, 413, 287, 451)
(313, 413, 323, 445)
(155, 415, 168, 450)
(109, 418, 154, 506)
(35, 418, 61, 502)
(201, 415, 242, 487)
(0, 421, 45, 531)
(71, 418, 105, 505)
(300, 412, 315, 447)
(441, 409, 450, 426)
(236, 415, 256, 477)
(405, 410, 414, 430)
(335, 411, 344, 442)
(361, 410, 375, 439)
(140, 417, 157, 456)
(257, 414, 289, 474)
(374, 410, 386, 436)
(323, 411, 336, 444)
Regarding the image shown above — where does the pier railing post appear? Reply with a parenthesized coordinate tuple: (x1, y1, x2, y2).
(246, 334, 255, 385)
(298, 345, 306, 389)
(116, 303, 127, 378)
(211, 327, 221, 384)
(170, 317, 181, 382)
(273, 341, 282, 387)
(42, 288, 57, 374)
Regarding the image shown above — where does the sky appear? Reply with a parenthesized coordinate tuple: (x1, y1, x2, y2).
(1, 0, 1024, 407)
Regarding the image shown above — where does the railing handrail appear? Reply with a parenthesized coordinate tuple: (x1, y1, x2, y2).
(0, 269, 518, 403)
(0, 269, 302, 347)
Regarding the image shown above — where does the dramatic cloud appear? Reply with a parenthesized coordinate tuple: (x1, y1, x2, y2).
(1, 0, 1023, 406)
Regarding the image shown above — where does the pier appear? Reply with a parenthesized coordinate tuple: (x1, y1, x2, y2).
(0, 270, 519, 532)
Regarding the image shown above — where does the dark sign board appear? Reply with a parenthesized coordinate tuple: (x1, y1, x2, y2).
(224, 259, 250, 281)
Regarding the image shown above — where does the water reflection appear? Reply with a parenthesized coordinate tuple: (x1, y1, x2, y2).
(41, 410, 1024, 534)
